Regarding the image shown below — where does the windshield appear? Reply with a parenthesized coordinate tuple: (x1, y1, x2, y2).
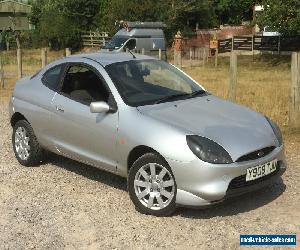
(105, 60, 205, 106)
(103, 36, 129, 50)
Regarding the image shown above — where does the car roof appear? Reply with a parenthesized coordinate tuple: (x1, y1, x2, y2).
(68, 52, 157, 67)
(115, 28, 165, 37)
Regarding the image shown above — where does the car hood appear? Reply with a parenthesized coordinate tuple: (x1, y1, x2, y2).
(137, 95, 277, 162)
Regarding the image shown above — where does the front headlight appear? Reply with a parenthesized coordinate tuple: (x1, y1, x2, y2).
(265, 117, 283, 146)
(186, 135, 233, 164)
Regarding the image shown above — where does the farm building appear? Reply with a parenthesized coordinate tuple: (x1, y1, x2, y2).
(0, 0, 32, 31)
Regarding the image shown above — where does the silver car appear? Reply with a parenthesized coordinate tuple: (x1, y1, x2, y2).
(9, 51, 286, 216)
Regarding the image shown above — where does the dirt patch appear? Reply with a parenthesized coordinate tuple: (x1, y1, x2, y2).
(0, 103, 299, 249)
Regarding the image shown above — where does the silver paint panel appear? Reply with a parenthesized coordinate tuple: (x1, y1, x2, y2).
(9, 52, 287, 207)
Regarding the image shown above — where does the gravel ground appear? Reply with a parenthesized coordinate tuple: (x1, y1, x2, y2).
(0, 103, 299, 250)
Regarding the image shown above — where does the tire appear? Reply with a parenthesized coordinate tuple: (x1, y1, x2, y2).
(12, 120, 45, 166)
(128, 153, 177, 216)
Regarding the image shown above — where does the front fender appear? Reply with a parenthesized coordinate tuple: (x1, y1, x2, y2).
(116, 106, 196, 176)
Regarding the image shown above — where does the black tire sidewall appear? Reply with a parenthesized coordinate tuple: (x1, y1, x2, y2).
(128, 153, 177, 216)
(12, 120, 42, 166)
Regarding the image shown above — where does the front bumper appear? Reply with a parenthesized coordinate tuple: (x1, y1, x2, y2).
(8, 96, 14, 121)
(167, 145, 286, 207)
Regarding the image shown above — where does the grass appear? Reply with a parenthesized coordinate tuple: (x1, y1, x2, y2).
(0, 49, 296, 132)
(0, 49, 64, 102)
(183, 55, 292, 132)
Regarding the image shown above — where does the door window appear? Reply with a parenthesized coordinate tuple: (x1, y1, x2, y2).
(61, 64, 109, 105)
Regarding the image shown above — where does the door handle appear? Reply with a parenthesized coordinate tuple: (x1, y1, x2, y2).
(56, 106, 64, 113)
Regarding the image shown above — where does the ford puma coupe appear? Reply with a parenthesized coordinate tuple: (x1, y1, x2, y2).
(9, 51, 286, 216)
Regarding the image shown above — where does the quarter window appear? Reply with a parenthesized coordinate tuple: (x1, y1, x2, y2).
(42, 64, 64, 91)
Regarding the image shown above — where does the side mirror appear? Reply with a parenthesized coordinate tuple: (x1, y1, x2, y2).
(124, 39, 136, 51)
(90, 101, 110, 113)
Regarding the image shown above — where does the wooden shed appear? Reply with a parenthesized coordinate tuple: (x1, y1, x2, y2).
(0, 0, 32, 31)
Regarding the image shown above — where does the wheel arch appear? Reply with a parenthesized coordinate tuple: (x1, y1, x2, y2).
(10, 112, 28, 127)
(127, 145, 167, 173)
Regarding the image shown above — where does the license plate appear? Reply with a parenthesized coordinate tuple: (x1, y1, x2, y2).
(246, 159, 278, 182)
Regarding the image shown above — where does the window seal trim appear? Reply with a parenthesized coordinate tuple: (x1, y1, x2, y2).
(41, 63, 67, 92)
(57, 62, 118, 110)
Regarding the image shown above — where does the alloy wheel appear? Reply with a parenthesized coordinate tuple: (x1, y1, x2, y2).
(134, 163, 175, 210)
(14, 127, 31, 161)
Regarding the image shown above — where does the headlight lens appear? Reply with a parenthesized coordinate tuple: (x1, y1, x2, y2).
(186, 135, 233, 164)
(265, 117, 283, 146)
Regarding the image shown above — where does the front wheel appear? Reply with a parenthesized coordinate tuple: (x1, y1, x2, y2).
(12, 120, 45, 166)
(128, 153, 177, 216)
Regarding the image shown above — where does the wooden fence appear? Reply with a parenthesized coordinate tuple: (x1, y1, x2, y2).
(218, 36, 300, 53)
(81, 31, 109, 47)
(0, 47, 299, 129)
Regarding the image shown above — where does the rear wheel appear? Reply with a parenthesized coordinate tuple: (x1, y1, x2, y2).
(12, 120, 45, 166)
(128, 153, 177, 216)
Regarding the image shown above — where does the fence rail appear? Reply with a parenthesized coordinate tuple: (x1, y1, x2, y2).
(81, 31, 109, 47)
(218, 36, 300, 53)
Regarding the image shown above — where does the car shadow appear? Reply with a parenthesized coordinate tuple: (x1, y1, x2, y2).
(42, 153, 286, 218)
(46, 152, 127, 192)
(175, 178, 286, 219)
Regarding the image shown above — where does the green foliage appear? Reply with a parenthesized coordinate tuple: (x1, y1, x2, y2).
(97, 0, 217, 43)
(39, 12, 82, 50)
(257, 0, 300, 36)
(27, 0, 300, 50)
(214, 0, 256, 25)
(29, 0, 100, 50)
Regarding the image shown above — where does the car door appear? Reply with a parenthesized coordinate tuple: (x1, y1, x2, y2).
(31, 63, 66, 150)
(51, 62, 119, 173)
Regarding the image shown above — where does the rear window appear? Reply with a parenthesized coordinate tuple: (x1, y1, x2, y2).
(42, 64, 65, 91)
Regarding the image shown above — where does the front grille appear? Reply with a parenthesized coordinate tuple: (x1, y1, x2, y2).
(228, 164, 280, 189)
(236, 146, 275, 163)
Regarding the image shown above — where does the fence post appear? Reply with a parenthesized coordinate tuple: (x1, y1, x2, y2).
(158, 49, 162, 60)
(202, 48, 205, 66)
(89, 30, 93, 47)
(289, 52, 300, 128)
(65, 48, 71, 57)
(231, 37, 234, 51)
(189, 48, 193, 67)
(41, 48, 47, 68)
(0, 54, 4, 88)
(173, 49, 176, 65)
(214, 48, 218, 67)
(228, 51, 237, 101)
(252, 35, 255, 61)
(178, 51, 182, 69)
(141, 48, 145, 55)
(278, 36, 281, 55)
(17, 48, 22, 79)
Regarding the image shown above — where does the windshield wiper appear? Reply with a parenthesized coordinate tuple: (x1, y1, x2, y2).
(188, 89, 207, 98)
(154, 93, 190, 104)
(154, 90, 207, 104)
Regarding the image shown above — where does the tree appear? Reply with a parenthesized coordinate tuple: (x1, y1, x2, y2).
(29, 0, 101, 49)
(97, 0, 217, 42)
(256, 0, 300, 36)
(214, 0, 257, 25)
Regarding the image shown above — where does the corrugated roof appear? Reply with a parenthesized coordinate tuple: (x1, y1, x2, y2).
(0, 0, 31, 13)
